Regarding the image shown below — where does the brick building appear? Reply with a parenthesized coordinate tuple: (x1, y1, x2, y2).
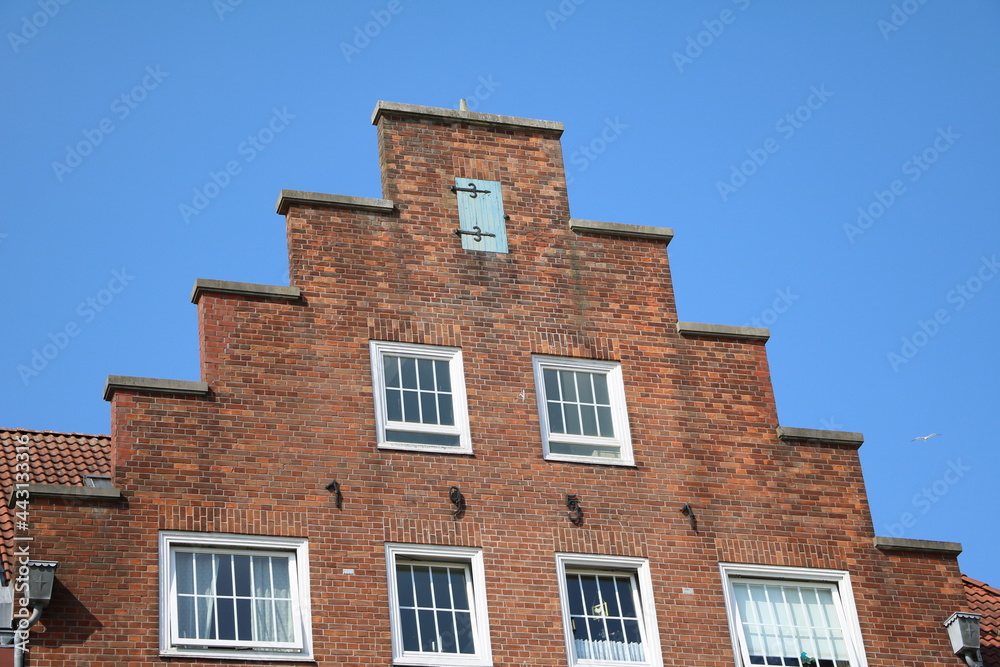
(0, 101, 982, 665)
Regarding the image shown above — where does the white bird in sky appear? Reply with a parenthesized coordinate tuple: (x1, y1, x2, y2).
(911, 433, 942, 441)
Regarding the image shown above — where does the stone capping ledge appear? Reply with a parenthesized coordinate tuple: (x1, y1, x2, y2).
(191, 279, 301, 304)
(276, 189, 395, 215)
(569, 219, 674, 243)
(371, 100, 564, 136)
(777, 427, 864, 448)
(8, 483, 122, 507)
(103, 375, 210, 402)
(873, 536, 963, 555)
(677, 322, 770, 342)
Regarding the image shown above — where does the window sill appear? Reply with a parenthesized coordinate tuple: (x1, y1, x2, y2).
(544, 453, 636, 467)
(377, 442, 475, 455)
(160, 648, 314, 662)
(392, 655, 493, 667)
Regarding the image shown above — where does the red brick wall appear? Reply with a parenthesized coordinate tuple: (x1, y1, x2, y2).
(23, 106, 968, 665)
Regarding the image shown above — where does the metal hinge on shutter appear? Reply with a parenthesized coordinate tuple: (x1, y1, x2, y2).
(451, 177, 509, 253)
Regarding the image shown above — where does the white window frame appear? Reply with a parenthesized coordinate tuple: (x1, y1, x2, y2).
(533, 356, 634, 465)
(159, 531, 313, 661)
(555, 553, 663, 667)
(370, 341, 473, 454)
(719, 563, 869, 667)
(385, 543, 493, 667)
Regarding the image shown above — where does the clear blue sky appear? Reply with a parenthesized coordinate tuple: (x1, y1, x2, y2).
(2, 2, 997, 584)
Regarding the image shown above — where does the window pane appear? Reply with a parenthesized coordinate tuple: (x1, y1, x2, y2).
(396, 566, 415, 607)
(413, 566, 433, 607)
(560, 371, 578, 401)
(619, 578, 638, 617)
(417, 358, 434, 389)
(593, 373, 610, 403)
(274, 599, 293, 643)
(435, 360, 451, 391)
(215, 554, 233, 596)
(437, 610, 458, 653)
(386, 389, 403, 421)
(431, 567, 453, 609)
(195, 553, 215, 596)
(421, 392, 438, 424)
(563, 403, 582, 434)
(236, 597, 253, 641)
(580, 575, 599, 614)
(449, 569, 469, 609)
(400, 607, 419, 652)
(217, 597, 236, 640)
(597, 406, 614, 437)
(385, 430, 461, 447)
(580, 404, 599, 436)
(567, 575, 585, 615)
(578, 373, 594, 403)
(402, 390, 420, 422)
(543, 369, 561, 400)
(400, 357, 417, 389)
(254, 599, 275, 642)
(234, 555, 251, 597)
(548, 402, 565, 433)
(271, 557, 291, 597)
(253, 557, 273, 597)
(600, 576, 621, 616)
(456, 610, 475, 654)
(437, 394, 454, 426)
(177, 595, 196, 638)
(384, 356, 401, 388)
(418, 609, 436, 652)
(197, 596, 215, 639)
(175, 552, 194, 595)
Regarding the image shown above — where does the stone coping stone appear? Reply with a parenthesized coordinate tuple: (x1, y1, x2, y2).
(777, 427, 865, 448)
(8, 483, 121, 507)
(276, 190, 395, 215)
(569, 219, 673, 242)
(677, 322, 770, 342)
(371, 101, 564, 136)
(191, 279, 301, 304)
(103, 376, 210, 402)
(874, 536, 963, 555)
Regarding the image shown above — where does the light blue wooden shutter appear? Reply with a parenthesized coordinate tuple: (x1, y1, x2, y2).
(454, 177, 508, 253)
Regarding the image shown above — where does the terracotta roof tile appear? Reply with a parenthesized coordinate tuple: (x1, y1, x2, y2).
(965, 574, 1000, 667)
(0, 429, 110, 583)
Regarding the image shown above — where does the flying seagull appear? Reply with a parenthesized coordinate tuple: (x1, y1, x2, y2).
(911, 433, 942, 441)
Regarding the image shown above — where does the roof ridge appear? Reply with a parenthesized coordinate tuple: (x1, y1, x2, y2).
(0, 428, 109, 439)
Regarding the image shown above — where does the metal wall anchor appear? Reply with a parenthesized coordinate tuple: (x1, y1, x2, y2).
(454, 226, 497, 243)
(451, 182, 492, 198)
